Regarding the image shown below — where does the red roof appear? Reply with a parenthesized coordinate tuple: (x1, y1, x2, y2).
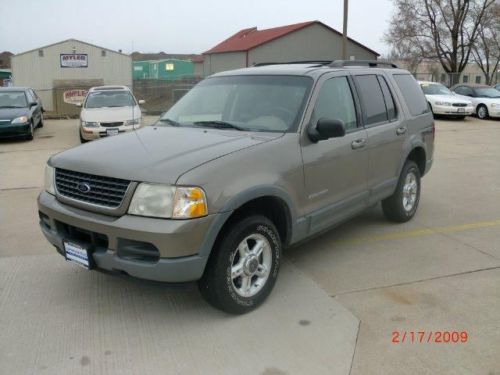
(203, 21, 379, 56)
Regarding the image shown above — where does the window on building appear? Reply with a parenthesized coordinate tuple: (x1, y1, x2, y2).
(101, 50, 106, 57)
(165, 63, 174, 71)
(311, 76, 358, 130)
(354, 75, 388, 125)
(38, 50, 44, 57)
(462, 75, 469, 83)
(475, 75, 482, 84)
(393, 74, 429, 116)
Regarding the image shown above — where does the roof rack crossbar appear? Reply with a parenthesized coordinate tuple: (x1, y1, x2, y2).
(329, 60, 399, 68)
(253, 61, 332, 67)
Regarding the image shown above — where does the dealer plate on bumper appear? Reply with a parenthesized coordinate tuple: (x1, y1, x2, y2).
(64, 241, 92, 269)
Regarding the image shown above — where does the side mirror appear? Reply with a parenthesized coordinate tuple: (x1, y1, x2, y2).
(29, 102, 38, 107)
(308, 118, 346, 142)
(138, 99, 145, 104)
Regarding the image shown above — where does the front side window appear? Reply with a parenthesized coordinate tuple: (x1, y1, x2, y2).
(393, 74, 429, 116)
(161, 75, 313, 132)
(0, 92, 28, 108)
(310, 76, 358, 131)
(475, 87, 500, 98)
(354, 75, 388, 125)
(84, 91, 136, 108)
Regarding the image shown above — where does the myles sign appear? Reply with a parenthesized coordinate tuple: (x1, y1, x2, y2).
(60, 54, 88, 68)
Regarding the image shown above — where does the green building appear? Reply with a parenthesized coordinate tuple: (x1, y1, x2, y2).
(0, 69, 12, 86)
(133, 59, 194, 81)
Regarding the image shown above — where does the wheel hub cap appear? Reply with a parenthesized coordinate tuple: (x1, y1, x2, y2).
(402, 172, 418, 212)
(231, 233, 272, 298)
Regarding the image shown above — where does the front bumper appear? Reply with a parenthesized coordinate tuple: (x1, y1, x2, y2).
(80, 124, 141, 140)
(0, 123, 30, 138)
(37, 191, 227, 282)
(432, 105, 473, 116)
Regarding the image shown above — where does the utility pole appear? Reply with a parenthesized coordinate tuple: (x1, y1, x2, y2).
(342, 0, 349, 60)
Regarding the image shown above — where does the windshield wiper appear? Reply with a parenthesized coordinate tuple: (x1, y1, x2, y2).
(158, 118, 183, 127)
(193, 120, 246, 131)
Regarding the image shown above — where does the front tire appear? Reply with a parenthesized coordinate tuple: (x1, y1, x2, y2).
(382, 160, 421, 223)
(198, 215, 281, 314)
(38, 114, 44, 128)
(477, 105, 489, 120)
(25, 121, 34, 141)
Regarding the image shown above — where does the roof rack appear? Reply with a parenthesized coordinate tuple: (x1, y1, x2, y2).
(329, 60, 399, 68)
(253, 61, 332, 67)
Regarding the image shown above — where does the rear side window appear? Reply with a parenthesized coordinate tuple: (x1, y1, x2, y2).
(354, 75, 388, 125)
(377, 76, 397, 120)
(393, 74, 429, 116)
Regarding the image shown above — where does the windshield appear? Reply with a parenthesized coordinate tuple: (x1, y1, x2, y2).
(420, 83, 452, 96)
(475, 88, 500, 98)
(85, 91, 136, 108)
(160, 75, 313, 132)
(0, 91, 28, 108)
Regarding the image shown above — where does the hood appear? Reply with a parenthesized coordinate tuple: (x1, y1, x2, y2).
(81, 106, 141, 122)
(0, 107, 29, 121)
(50, 126, 282, 184)
(426, 94, 471, 104)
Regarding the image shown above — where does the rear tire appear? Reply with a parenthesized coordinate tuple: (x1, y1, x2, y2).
(38, 114, 44, 128)
(198, 215, 281, 314)
(382, 161, 421, 223)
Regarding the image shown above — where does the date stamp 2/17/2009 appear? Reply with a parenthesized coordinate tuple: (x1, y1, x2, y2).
(392, 331, 469, 344)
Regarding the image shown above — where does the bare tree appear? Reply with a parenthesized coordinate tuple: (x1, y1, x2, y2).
(385, 0, 497, 85)
(470, 2, 500, 85)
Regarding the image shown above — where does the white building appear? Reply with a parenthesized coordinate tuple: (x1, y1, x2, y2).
(11, 39, 132, 114)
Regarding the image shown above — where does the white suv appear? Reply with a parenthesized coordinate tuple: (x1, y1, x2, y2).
(78, 86, 145, 142)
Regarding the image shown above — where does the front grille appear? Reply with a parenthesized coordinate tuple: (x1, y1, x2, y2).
(452, 103, 467, 107)
(55, 168, 130, 208)
(100, 122, 124, 127)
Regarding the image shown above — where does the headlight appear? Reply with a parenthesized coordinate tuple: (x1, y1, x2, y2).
(434, 101, 451, 106)
(126, 118, 140, 126)
(81, 121, 99, 128)
(128, 183, 207, 219)
(12, 116, 29, 124)
(44, 165, 55, 195)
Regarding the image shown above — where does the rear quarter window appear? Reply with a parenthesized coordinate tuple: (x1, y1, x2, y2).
(393, 74, 430, 116)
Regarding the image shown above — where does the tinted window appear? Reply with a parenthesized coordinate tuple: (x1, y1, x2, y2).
(377, 76, 397, 120)
(311, 76, 357, 131)
(393, 74, 429, 116)
(354, 75, 388, 125)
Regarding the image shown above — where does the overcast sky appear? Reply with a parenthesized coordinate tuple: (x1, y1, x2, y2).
(0, 0, 393, 56)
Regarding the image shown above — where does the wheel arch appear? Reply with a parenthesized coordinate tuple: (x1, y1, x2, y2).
(405, 146, 427, 177)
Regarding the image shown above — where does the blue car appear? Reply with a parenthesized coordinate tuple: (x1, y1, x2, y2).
(0, 87, 44, 140)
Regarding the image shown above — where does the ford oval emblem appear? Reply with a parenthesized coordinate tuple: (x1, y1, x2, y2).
(77, 182, 91, 193)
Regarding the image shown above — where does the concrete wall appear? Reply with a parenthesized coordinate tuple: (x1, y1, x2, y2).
(11, 40, 132, 111)
(203, 52, 247, 75)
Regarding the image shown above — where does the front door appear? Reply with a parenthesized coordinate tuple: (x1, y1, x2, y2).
(301, 74, 369, 234)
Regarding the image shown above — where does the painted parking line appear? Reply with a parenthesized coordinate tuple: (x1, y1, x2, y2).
(336, 219, 500, 246)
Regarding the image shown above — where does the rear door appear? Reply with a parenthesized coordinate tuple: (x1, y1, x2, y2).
(353, 74, 405, 204)
(301, 73, 369, 233)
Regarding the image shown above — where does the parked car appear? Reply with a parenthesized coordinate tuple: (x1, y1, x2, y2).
(78, 86, 145, 142)
(419, 81, 472, 119)
(39, 61, 434, 314)
(0, 87, 44, 140)
(451, 84, 500, 119)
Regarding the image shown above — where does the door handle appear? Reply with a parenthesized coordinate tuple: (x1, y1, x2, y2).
(396, 126, 407, 135)
(351, 138, 366, 150)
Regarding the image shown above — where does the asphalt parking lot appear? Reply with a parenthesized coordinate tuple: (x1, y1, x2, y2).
(1, 116, 499, 375)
